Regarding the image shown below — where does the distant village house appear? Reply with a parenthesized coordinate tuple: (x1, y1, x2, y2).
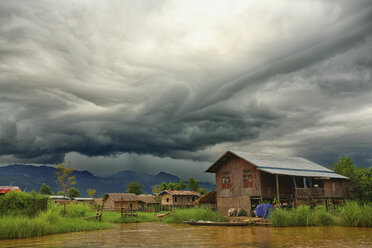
(206, 150, 350, 215)
(0, 186, 21, 195)
(159, 190, 200, 208)
(103, 193, 140, 212)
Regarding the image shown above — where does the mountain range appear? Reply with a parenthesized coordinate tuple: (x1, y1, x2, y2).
(0, 164, 215, 197)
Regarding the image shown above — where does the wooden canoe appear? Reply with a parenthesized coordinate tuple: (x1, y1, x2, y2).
(183, 221, 254, 226)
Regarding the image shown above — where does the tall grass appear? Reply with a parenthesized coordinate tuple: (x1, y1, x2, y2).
(0, 207, 112, 240)
(338, 201, 372, 227)
(270, 206, 334, 227)
(55, 203, 95, 218)
(101, 211, 159, 223)
(161, 207, 226, 224)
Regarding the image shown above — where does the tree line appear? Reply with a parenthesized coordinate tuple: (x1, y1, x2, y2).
(332, 155, 372, 201)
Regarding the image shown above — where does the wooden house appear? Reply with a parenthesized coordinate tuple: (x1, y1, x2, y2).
(138, 195, 160, 212)
(159, 190, 200, 208)
(193, 191, 217, 209)
(205, 150, 349, 215)
(103, 193, 140, 212)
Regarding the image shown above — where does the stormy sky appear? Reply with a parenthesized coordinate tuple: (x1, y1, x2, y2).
(1, 0, 371, 182)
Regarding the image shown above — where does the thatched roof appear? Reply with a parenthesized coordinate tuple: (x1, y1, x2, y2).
(193, 191, 216, 206)
(94, 198, 103, 205)
(138, 195, 159, 204)
(105, 193, 139, 202)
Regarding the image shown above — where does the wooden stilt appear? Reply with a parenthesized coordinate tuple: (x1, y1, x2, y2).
(276, 174, 280, 207)
(293, 176, 297, 208)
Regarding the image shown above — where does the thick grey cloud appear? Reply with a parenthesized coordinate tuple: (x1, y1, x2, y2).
(1, 0, 372, 174)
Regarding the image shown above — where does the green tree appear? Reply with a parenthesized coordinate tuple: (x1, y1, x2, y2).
(39, 183, 53, 195)
(176, 179, 187, 190)
(332, 156, 372, 201)
(151, 184, 162, 194)
(188, 177, 199, 192)
(167, 182, 178, 190)
(55, 162, 76, 216)
(332, 155, 355, 178)
(126, 182, 144, 195)
(159, 182, 168, 191)
(68, 187, 81, 199)
(198, 187, 208, 195)
(87, 188, 96, 198)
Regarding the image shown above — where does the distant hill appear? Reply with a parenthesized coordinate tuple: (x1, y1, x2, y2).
(0, 164, 215, 197)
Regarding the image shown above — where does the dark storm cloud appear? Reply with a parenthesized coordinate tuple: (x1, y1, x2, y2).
(1, 0, 372, 168)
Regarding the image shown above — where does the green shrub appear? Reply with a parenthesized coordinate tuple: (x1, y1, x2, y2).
(0, 209, 111, 239)
(312, 206, 334, 226)
(0, 191, 48, 217)
(269, 208, 293, 227)
(270, 205, 334, 227)
(339, 201, 372, 227)
(161, 207, 226, 224)
(55, 203, 93, 218)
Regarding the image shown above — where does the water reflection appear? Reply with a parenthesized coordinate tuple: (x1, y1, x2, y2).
(0, 223, 371, 248)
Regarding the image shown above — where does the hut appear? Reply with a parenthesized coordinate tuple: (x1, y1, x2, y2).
(103, 193, 140, 212)
(0, 186, 21, 195)
(193, 191, 217, 209)
(159, 190, 200, 209)
(205, 150, 350, 215)
(138, 195, 160, 212)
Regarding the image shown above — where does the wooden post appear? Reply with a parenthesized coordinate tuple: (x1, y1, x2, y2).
(276, 174, 280, 207)
(293, 176, 297, 208)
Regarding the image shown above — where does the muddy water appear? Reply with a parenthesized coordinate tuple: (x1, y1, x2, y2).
(0, 222, 371, 248)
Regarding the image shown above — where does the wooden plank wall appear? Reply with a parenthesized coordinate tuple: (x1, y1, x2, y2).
(324, 179, 345, 198)
(215, 156, 261, 198)
(217, 196, 251, 216)
(161, 194, 196, 206)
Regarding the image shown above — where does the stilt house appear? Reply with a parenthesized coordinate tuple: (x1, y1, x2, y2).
(205, 150, 349, 215)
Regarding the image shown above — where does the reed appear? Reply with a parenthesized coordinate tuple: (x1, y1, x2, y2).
(101, 211, 159, 223)
(270, 205, 334, 227)
(338, 201, 372, 227)
(0, 208, 111, 240)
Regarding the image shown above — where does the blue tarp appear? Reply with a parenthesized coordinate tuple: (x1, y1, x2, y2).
(254, 203, 273, 219)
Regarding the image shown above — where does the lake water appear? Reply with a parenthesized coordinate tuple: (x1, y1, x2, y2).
(0, 222, 371, 248)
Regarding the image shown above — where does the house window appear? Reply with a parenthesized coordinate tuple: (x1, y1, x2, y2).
(243, 173, 253, 188)
(174, 196, 177, 202)
(166, 198, 169, 202)
(192, 197, 195, 201)
(222, 172, 232, 189)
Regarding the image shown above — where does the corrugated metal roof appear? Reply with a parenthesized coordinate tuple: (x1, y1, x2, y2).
(0, 186, 21, 193)
(206, 150, 349, 179)
(158, 190, 200, 196)
(74, 197, 94, 201)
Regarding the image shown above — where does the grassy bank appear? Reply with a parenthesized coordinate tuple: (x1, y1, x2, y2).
(161, 208, 226, 224)
(269, 201, 372, 227)
(0, 206, 112, 240)
(338, 201, 372, 227)
(101, 211, 159, 223)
